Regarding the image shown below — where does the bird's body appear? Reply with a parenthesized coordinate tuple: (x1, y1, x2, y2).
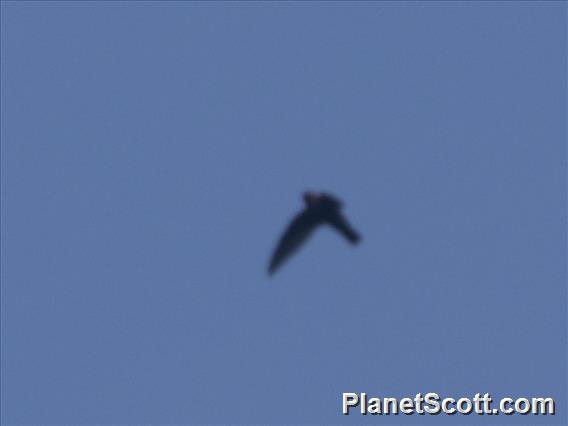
(268, 192, 360, 275)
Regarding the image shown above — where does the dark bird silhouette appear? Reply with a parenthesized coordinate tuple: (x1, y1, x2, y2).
(268, 192, 361, 275)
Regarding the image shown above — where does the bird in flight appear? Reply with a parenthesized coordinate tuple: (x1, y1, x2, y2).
(268, 192, 361, 275)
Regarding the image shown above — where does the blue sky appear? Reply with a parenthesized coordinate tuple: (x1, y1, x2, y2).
(1, 2, 566, 424)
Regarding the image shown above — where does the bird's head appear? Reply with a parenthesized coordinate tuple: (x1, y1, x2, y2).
(303, 191, 321, 207)
(303, 191, 343, 209)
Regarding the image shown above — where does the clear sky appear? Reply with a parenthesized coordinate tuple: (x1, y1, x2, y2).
(1, 2, 566, 425)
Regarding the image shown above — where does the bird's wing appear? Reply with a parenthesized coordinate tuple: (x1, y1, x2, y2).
(268, 211, 318, 275)
(328, 212, 361, 244)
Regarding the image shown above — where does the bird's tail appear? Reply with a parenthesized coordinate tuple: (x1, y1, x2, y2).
(330, 214, 361, 244)
(341, 224, 361, 244)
